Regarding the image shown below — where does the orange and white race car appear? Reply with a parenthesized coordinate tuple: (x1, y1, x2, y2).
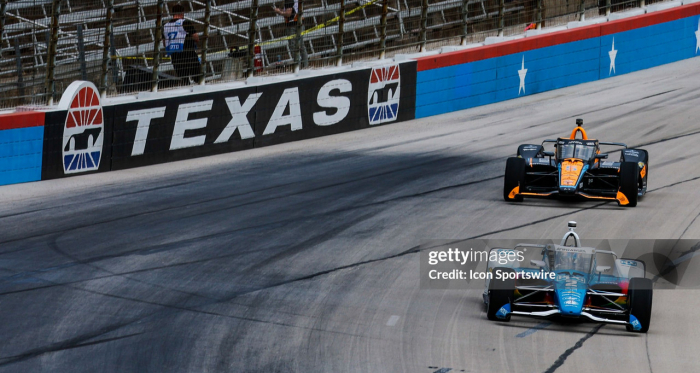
(503, 119, 648, 207)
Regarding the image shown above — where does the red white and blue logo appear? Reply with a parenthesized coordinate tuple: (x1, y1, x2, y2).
(368, 65, 400, 125)
(58, 81, 104, 174)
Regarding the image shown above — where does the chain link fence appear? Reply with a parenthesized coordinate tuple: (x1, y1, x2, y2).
(0, 0, 671, 110)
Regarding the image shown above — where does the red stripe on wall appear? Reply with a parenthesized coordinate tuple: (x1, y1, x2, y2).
(416, 3, 700, 71)
(416, 25, 600, 71)
(601, 3, 700, 35)
(0, 111, 45, 131)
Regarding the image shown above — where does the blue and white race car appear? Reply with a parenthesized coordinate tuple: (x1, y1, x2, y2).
(483, 222, 653, 333)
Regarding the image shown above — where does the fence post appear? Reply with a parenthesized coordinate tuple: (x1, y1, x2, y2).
(498, 0, 504, 37)
(419, 0, 428, 52)
(14, 38, 24, 102)
(379, 0, 388, 59)
(606, 0, 611, 17)
(460, 0, 468, 45)
(199, 0, 210, 85)
(77, 24, 87, 80)
(579, 0, 585, 21)
(294, 0, 303, 72)
(152, 0, 164, 92)
(0, 0, 7, 59)
(46, 0, 61, 105)
(536, 0, 542, 29)
(101, 0, 114, 98)
(110, 29, 118, 90)
(336, 0, 345, 66)
(247, 0, 258, 77)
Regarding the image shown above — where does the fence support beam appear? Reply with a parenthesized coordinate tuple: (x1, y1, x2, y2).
(77, 24, 87, 80)
(498, 0, 504, 37)
(579, 0, 585, 21)
(336, 0, 345, 66)
(419, 0, 428, 52)
(460, 0, 468, 45)
(379, 0, 388, 59)
(45, 0, 61, 105)
(14, 38, 24, 102)
(110, 30, 118, 90)
(606, 0, 611, 17)
(101, 0, 114, 98)
(247, 0, 258, 77)
(0, 0, 7, 59)
(199, 0, 210, 85)
(536, 0, 543, 29)
(294, 0, 303, 72)
(152, 0, 164, 92)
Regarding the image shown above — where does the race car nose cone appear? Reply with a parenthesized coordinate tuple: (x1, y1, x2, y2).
(556, 287, 586, 317)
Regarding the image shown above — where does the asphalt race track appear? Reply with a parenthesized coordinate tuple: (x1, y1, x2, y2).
(2, 58, 700, 373)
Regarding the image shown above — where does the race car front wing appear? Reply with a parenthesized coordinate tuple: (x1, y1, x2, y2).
(489, 287, 643, 331)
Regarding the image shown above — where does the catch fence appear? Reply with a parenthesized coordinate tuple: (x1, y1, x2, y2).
(0, 0, 667, 109)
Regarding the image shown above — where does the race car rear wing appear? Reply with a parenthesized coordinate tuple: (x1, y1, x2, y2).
(599, 142, 627, 148)
(541, 140, 628, 148)
(599, 142, 628, 155)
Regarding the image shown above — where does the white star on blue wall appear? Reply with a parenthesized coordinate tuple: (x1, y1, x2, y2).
(695, 19, 700, 54)
(518, 56, 527, 95)
(609, 38, 617, 75)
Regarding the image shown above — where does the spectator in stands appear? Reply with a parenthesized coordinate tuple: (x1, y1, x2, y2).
(163, 3, 202, 84)
(274, 0, 308, 68)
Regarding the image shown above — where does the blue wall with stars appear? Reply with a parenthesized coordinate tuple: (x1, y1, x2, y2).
(415, 13, 700, 119)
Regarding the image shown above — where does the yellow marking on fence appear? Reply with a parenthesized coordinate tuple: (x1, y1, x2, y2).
(111, 0, 379, 61)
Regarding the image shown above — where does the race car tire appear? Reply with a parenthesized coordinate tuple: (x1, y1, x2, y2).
(619, 162, 639, 207)
(487, 267, 516, 321)
(626, 277, 653, 333)
(503, 157, 525, 202)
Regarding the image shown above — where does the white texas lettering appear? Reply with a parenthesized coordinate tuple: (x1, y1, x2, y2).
(127, 107, 166, 156)
(170, 100, 214, 150)
(313, 79, 352, 126)
(215, 93, 262, 143)
(263, 87, 302, 135)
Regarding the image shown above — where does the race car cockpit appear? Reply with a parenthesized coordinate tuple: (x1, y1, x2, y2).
(557, 141, 597, 161)
(550, 247, 594, 274)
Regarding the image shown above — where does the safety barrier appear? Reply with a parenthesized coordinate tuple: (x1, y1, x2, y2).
(0, 111, 44, 185)
(415, 2, 700, 117)
(1, 2, 699, 186)
(1, 61, 415, 184)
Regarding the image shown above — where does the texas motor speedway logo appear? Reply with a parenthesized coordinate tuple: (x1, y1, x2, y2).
(368, 65, 400, 125)
(57, 81, 104, 174)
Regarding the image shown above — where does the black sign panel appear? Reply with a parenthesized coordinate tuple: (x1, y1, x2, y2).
(252, 69, 368, 148)
(93, 61, 416, 171)
(110, 85, 258, 170)
(396, 61, 416, 123)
